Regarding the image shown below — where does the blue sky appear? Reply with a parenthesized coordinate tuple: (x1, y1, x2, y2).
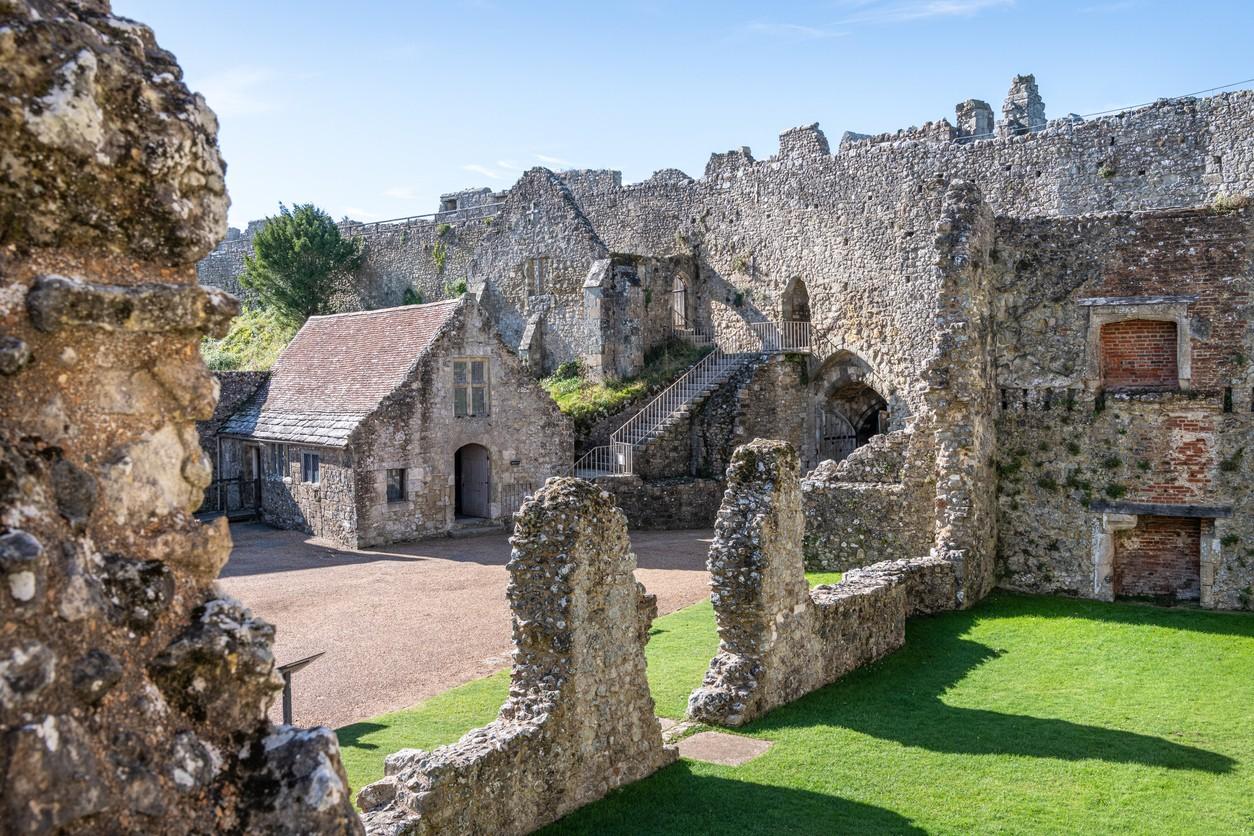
(113, 0, 1254, 229)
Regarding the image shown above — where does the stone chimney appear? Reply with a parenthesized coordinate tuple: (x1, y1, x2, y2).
(955, 99, 995, 139)
(1001, 74, 1046, 137)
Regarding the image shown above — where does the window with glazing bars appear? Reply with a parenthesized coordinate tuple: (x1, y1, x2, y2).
(453, 358, 489, 417)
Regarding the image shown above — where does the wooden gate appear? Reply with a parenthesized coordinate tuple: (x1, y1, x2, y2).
(817, 410, 857, 463)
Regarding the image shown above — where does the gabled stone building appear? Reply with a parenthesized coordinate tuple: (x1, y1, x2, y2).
(218, 297, 571, 548)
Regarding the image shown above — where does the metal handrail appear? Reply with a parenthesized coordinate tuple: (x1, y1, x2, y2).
(570, 318, 871, 478)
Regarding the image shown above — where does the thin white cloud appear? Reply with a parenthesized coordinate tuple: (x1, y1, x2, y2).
(496, 159, 520, 170)
(383, 186, 419, 200)
(534, 153, 573, 167)
(342, 206, 384, 221)
(743, 21, 846, 39)
(463, 163, 502, 179)
(839, 0, 1013, 24)
(196, 67, 278, 118)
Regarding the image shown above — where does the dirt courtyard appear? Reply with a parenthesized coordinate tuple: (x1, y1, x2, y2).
(216, 523, 715, 729)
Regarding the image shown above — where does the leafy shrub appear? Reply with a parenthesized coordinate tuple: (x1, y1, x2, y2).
(541, 339, 713, 433)
(201, 306, 299, 371)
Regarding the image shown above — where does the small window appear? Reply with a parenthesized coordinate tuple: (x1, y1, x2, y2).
(524, 257, 549, 295)
(270, 443, 286, 479)
(301, 452, 320, 484)
(386, 468, 406, 502)
(453, 358, 489, 417)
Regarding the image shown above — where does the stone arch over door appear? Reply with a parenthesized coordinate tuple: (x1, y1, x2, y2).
(781, 276, 811, 323)
(455, 443, 492, 518)
(813, 351, 888, 464)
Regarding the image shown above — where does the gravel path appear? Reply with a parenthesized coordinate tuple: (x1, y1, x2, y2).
(216, 523, 715, 729)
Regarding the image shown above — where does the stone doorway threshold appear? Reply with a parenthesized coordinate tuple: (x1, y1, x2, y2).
(659, 719, 774, 766)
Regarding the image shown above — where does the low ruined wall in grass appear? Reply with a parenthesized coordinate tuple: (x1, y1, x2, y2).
(688, 440, 956, 727)
(356, 478, 676, 835)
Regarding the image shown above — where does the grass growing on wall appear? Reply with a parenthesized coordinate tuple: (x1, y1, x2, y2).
(541, 339, 712, 433)
(201, 306, 298, 371)
(338, 592, 1254, 835)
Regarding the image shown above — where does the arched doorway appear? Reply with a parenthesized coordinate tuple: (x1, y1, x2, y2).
(455, 444, 491, 518)
(813, 353, 888, 465)
(781, 276, 811, 323)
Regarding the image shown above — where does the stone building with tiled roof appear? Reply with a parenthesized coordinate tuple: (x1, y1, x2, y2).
(216, 297, 572, 547)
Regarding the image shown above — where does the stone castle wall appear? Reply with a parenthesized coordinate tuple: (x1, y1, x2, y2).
(991, 206, 1253, 609)
(0, 3, 360, 832)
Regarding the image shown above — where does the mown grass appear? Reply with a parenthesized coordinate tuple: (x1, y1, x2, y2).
(541, 339, 712, 433)
(201, 305, 298, 370)
(338, 592, 1254, 835)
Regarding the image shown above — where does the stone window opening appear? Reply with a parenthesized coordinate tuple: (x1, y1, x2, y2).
(386, 468, 407, 503)
(524, 257, 549, 296)
(301, 451, 320, 484)
(1099, 319, 1179, 391)
(1079, 296, 1193, 392)
(269, 443, 286, 479)
(454, 358, 489, 417)
(440, 198, 458, 212)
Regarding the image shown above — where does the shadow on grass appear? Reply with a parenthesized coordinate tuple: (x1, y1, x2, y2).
(337, 722, 388, 752)
(752, 595, 1240, 774)
(542, 760, 925, 835)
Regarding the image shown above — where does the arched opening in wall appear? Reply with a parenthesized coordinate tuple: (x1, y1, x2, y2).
(813, 353, 888, 465)
(781, 276, 811, 323)
(455, 443, 491, 518)
(671, 274, 689, 330)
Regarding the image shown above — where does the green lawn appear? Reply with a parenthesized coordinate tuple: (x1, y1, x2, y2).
(338, 589, 1254, 835)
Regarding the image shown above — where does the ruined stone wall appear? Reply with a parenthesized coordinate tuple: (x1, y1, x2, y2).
(992, 206, 1253, 609)
(802, 425, 936, 571)
(687, 441, 956, 728)
(0, 3, 360, 831)
(356, 478, 675, 834)
(352, 301, 572, 547)
(591, 474, 722, 530)
(924, 182, 1000, 605)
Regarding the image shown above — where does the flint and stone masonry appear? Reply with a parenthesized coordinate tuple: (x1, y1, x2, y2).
(687, 441, 957, 727)
(0, 2, 361, 832)
(356, 478, 676, 835)
(199, 72, 1254, 611)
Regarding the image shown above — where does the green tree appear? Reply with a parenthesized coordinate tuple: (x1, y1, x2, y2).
(239, 203, 361, 323)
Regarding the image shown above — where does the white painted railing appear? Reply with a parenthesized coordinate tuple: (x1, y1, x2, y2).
(570, 319, 841, 478)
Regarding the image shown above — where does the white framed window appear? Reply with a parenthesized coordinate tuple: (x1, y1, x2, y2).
(301, 452, 320, 484)
(270, 443, 286, 479)
(453, 358, 489, 417)
(386, 468, 406, 503)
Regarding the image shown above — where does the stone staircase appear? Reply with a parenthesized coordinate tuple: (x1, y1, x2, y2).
(572, 321, 813, 478)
